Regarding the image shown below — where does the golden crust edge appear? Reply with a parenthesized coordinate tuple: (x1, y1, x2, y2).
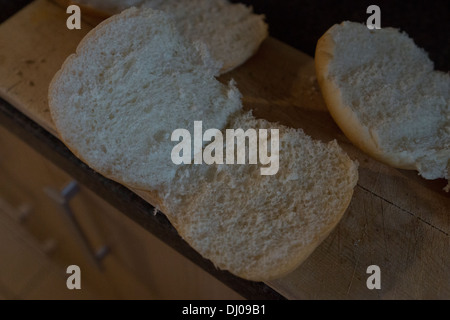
(314, 24, 417, 170)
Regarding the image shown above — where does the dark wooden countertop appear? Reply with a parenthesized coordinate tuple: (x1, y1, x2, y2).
(0, 0, 448, 300)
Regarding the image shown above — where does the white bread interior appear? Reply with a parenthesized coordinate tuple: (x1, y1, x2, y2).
(67, 0, 268, 74)
(164, 112, 358, 281)
(315, 21, 450, 183)
(49, 8, 242, 191)
(49, 9, 359, 281)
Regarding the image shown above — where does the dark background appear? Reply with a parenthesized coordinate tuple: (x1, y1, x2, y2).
(1, 0, 449, 71)
(231, 0, 450, 71)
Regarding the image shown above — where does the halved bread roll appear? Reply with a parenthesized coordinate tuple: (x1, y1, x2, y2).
(163, 112, 358, 280)
(49, 8, 242, 191)
(49, 8, 358, 281)
(315, 21, 450, 187)
(54, 0, 268, 74)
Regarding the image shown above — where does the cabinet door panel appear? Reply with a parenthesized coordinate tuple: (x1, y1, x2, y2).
(0, 125, 242, 299)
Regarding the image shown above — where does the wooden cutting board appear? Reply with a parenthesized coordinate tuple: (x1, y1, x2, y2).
(0, 0, 448, 299)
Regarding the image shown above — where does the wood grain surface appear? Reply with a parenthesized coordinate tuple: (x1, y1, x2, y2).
(0, 0, 448, 299)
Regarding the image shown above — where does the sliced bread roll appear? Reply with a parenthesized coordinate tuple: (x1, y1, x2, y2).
(315, 21, 450, 185)
(49, 7, 242, 191)
(49, 8, 358, 281)
(59, 0, 268, 74)
(163, 112, 358, 281)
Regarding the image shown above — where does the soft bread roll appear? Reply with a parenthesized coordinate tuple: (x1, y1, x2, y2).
(57, 0, 268, 74)
(315, 21, 450, 185)
(164, 112, 358, 281)
(49, 8, 358, 281)
(49, 8, 242, 191)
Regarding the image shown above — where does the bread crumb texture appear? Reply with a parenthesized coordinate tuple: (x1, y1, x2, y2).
(316, 21, 449, 183)
(49, 9, 358, 281)
(49, 8, 242, 191)
(164, 112, 358, 281)
(75, 0, 268, 73)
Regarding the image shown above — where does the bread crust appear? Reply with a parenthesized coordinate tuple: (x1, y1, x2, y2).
(164, 188, 355, 282)
(315, 23, 418, 171)
(245, 190, 355, 281)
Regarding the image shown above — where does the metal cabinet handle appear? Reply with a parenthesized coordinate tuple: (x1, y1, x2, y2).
(0, 196, 56, 254)
(44, 180, 110, 270)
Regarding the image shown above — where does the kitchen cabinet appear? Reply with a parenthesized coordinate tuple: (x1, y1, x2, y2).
(0, 125, 243, 299)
